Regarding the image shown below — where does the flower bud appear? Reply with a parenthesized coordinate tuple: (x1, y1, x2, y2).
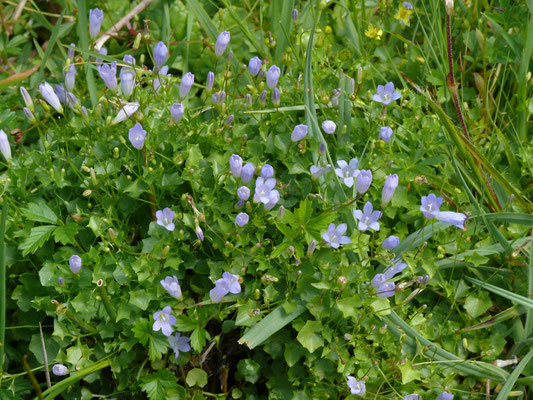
(0, 130, 12, 162)
(23, 107, 36, 123)
(211, 90, 226, 105)
(445, 0, 454, 15)
(307, 240, 317, 256)
(261, 164, 274, 179)
(272, 88, 280, 107)
(215, 31, 231, 57)
(53, 364, 68, 376)
(179, 72, 195, 99)
(39, 82, 63, 113)
(206, 71, 215, 93)
(20, 87, 34, 111)
(133, 33, 142, 50)
(266, 65, 280, 89)
(90, 167, 98, 185)
(195, 226, 204, 242)
(225, 114, 234, 126)
(69, 255, 82, 273)
(382, 235, 400, 250)
(330, 88, 341, 107)
(89, 8, 104, 39)
(248, 56, 262, 76)
(379, 126, 393, 143)
(259, 90, 267, 105)
(108, 228, 116, 242)
(319, 141, 326, 154)
(381, 174, 398, 206)
(98, 62, 118, 91)
(245, 93, 252, 108)
(57, 277, 65, 287)
(237, 186, 250, 200)
(235, 212, 249, 227)
(356, 169, 372, 194)
(241, 162, 254, 183)
(63, 64, 76, 91)
(67, 43, 76, 60)
(230, 154, 243, 177)
(170, 103, 185, 123)
(291, 124, 308, 142)
(292, 9, 299, 22)
(322, 120, 336, 134)
(153, 41, 168, 67)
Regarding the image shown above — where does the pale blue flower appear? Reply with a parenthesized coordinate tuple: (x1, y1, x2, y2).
(335, 159, 360, 188)
(261, 164, 274, 179)
(383, 258, 407, 280)
(212, 90, 226, 105)
(168, 333, 191, 359)
(153, 65, 169, 93)
(403, 395, 420, 400)
(291, 124, 308, 142)
(272, 88, 280, 107)
(179, 72, 194, 99)
(195, 226, 204, 242)
(113, 102, 139, 124)
(420, 193, 443, 219)
(266, 65, 280, 88)
(128, 123, 146, 149)
(353, 201, 382, 231)
(373, 82, 401, 105)
(376, 281, 395, 297)
(153, 41, 168, 67)
(98, 61, 117, 91)
(170, 103, 185, 123)
(382, 235, 400, 250)
(230, 155, 243, 177)
(437, 392, 454, 400)
(241, 162, 254, 184)
(63, 64, 76, 91)
(258, 90, 267, 105)
(235, 212, 249, 227)
(210, 272, 241, 303)
(152, 306, 176, 336)
(20, 87, 33, 110)
(356, 169, 372, 194)
(39, 82, 63, 113)
(237, 186, 250, 200)
(215, 31, 230, 57)
(322, 120, 336, 134)
(23, 107, 35, 122)
(96, 47, 107, 65)
(379, 126, 393, 142)
(381, 174, 398, 206)
(52, 364, 68, 376)
(436, 211, 467, 230)
(403, 2, 413, 9)
(120, 67, 136, 98)
(205, 71, 214, 93)
(89, 8, 104, 39)
(68, 43, 75, 60)
(347, 376, 365, 396)
(248, 56, 262, 76)
(371, 273, 387, 289)
(160, 276, 182, 299)
(253, 177, 276, 204)
(69, 255, 82, 273)
(264, 189, 280, 211)
(322, 223, 351, 249)
(0, 130, 11, 161)
(310, 165, 331, 178)
(156, 208, 175, 231)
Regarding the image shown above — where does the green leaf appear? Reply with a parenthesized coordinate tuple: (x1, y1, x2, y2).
(185, 368, 208, 388)
(336, 296, 362, 319)
(296, 320, 324, 353)
(239, 301, 306, 349)
(237, 359, 261, 384)
(399, 359, 422, 384)
(141, 369, 179, 400)
(19, 225, 56, 256)
(52, 224, 79, 245)
(149, 334, 169, 361)
(465, 276, 533, 310)
(190, 327, 207, 353)
(175, 315, 197, 332)
(129, 290, 151, 311)
(21, 200, 58, 224)
(464, 292, 493, 318)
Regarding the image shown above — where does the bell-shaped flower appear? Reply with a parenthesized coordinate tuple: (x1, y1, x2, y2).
(230, 154, 243, 177)
(170, 103, 185, 123)
(322, 120, 336, 134)
(373, 81, 401, 105)
(235, 212, 249, 227)
(356, 169, 372, 194)
(383, 258, 407, 280)
(69, 255, 82, 273)
(381, 174, 398, 206)
(291, 124, 308, 142)
(379, 126, 393, 142)
(152, 306, 176, 336)
(179, 72, 195, 99)
(205, 71, 214, 93)
(261, 164, 274, 179)
(347, 376, 365, 396)
(436, 211, 467, 230)
(382, 235, 400, 250)
(0, 130, 12, 161)
(156, 208, 175, 231)
(253, 177, 276, 204)
(98, 61, 117, 91)
(335, 159, 360, 188)
(353, 201, 382, 231)
(376, 281, 396, 297)
(89, 8, 104, 39)
(266, 65, 281, 88)
(248, 56, 262, 76)
(437, 392, 454, 400)
(39, 82, 63, 113)
(112, 102, 139, 124)
(128, 123, 146, 150)
(161, 276, 182, 299)
(241, 162, 254, 184)
(153, 41, 168, 67)
(63, 64, 76, 91)
(420, 193, 443, 219)
(52, 364, 68, 376)
(322, 223, 351, 249)
(215, 31, 231, 57)
(237, 186, 250, 200)
(168, 333, 191, 359)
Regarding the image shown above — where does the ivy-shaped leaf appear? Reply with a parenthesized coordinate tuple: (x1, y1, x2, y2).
(19, 225, 56, 255)
(141, 369, 179, 400)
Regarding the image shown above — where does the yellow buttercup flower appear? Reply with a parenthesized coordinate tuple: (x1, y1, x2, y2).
(365, 24, 383, 41)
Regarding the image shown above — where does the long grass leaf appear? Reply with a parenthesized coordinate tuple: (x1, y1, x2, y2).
(465, 276, 533, 310)
(238, 303, 306, 349)
(0, 202, 7, 374)
(185, 0, 218, 40)
(77, 0, 97, 107)
(273, 0, 294, 64)
(524, 241, 533, 339)
(221, 0, 266, 57)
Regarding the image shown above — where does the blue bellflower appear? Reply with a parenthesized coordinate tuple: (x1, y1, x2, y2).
(156, 208, 175, 231)
(261, 164, 274, 179)
(353, 201, 382, 231)
(381, 174, 399, 206)
(237, 186, 250, 200)
(170, 103, 185, 122)
(235, 212, 249, 227)
(205, 71, 215, 93)
(128, 123, 147, 150)
(69, 255, 82, 273)
(379, 126, 393, 142)
(373, 82, 401, 105)
(382, 235, 400, 250)
(437, 211, 467, 229)
(39, 82, 63, 113)
(179, 72, 195, 99)
(291, 124, 308, 142)
(356, 169, 373, 194)
(168, 333, 191, 359)
(210, 272, 241, 303)
(322, 120, 336, 134)
(89, 8, 104, 39)
(230, 154, 243, 178)
(420, 193, 443, 219)
(335, 159, 360, 188)
(347, 376, 365, 396)
(241, 162, 255, 183)
(215, 31, 231, 57)
(52, 364, 68, 376)
(153, 41, 168, 67)
(248, 57, 262, 76)
(152, 306, 176, 336)
(113, 102, 139, 124)
(437, 392, 454, 400)
(322, 223, 351, 249)
(253, 177, 276, 204)
(383, 258, 407, 280)
(160, 276, 182, 299)
(98, 61, 117, 91)
(266, 65, 281, 88)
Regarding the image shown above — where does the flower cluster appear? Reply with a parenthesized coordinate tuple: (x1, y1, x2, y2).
(371, 258, 407, 298)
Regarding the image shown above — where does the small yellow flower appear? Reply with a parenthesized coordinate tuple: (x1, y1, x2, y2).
(365, 24, 383, 41)
(394, 4, 414, 26)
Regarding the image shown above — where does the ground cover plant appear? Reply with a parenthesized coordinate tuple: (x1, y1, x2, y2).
(0, 0, 532, 398)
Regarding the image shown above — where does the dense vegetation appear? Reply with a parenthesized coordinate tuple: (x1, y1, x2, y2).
(0, 0, 532, 399)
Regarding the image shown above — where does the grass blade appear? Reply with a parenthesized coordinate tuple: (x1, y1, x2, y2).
(465, 276, 533, 310)
(495, 348, 533, 400)
(239, 302, 306, 349)
(383, 311, 508, 381)
(77, 0, 97, 107)
(186, 0, 218, 40)
(272, 0, 294, 64)
(221, 0, 266, 58)
(524, 241, 533, 339)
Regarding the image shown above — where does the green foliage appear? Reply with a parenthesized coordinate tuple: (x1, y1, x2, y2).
(0, 0, 531, 398)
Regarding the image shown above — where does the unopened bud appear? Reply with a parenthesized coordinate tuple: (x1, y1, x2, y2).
(307, 240, 317, 256)
(277, 205, 285, 219)
(272, 88, 280, 107)
(292, 9, 298, 22)
(225, 114, 234, 126)
(259, 90, 267, 106)
(89, 168, 98, 186)
(338, 276, 347, 285)
(82, 189, 92, 197)
(133, 33, 142, 50)
(319, 141, 326, 154)
(245, 93, 252, 108)
(161, 245, 170, 258)
(195, 226, 204, 242)
(445, 0, 454, 15)
(107, 228, 116, 242)
(357, 67, 363, 85)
